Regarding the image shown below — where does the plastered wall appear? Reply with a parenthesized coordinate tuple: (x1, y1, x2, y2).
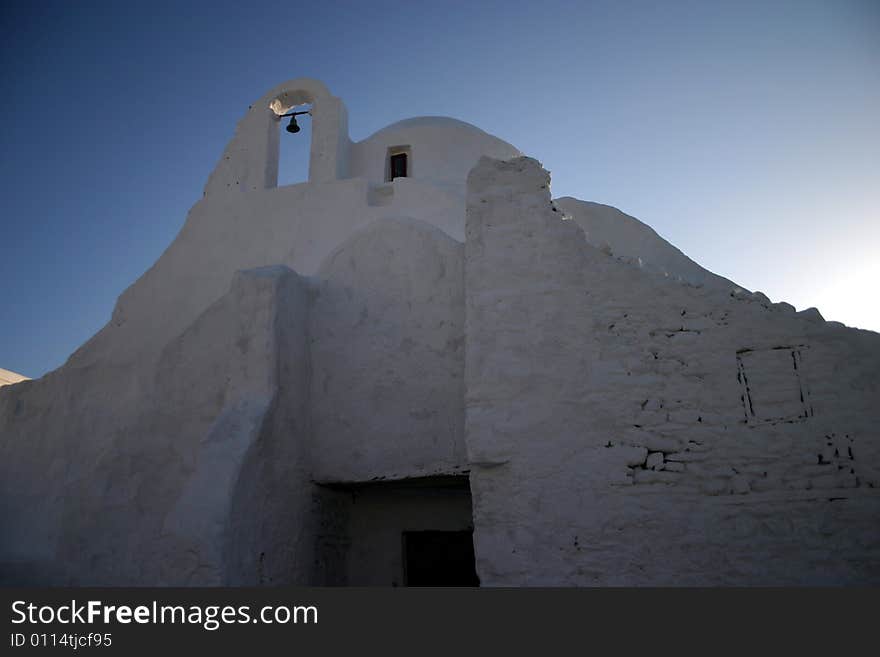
(2, 78, 878, 586)
(348, 117, 521, 191)
(309, 217, 467, 484)
(0, 266, 314, 585)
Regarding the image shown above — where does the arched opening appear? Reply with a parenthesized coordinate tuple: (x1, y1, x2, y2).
(278, 103, 313, 186)
(269, 89, 318, 188)
(204, 78, 349, 198)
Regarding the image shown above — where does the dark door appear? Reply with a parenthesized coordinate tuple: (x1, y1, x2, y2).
(403, 530, 480, 586)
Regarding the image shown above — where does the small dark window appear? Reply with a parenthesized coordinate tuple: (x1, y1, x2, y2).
(389, 152, 408, 180)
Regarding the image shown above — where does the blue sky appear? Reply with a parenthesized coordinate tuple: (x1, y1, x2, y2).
(1, 0, 878, 378)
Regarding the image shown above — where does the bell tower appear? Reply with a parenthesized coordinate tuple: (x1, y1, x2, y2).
(204, 78, 351, 197)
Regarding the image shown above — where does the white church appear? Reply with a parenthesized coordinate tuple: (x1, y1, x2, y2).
(1, 79, 878, 586)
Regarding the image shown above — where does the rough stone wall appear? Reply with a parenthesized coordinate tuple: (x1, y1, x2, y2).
(465, 156, 880, 585)
(310, 217, 467, 483)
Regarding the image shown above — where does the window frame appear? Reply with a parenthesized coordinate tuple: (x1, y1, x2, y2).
(385, 145, 411, 181)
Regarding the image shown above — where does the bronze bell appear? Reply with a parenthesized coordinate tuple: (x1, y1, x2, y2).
(286, 116, 301, 133)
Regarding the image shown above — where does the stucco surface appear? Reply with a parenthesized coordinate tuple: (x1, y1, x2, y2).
(349, 116, 521, 191)
(204, 77, 350, 195)
(310, 217, 466, 483)
(555, 197, 738, 290)
(0, 266, 313, 584)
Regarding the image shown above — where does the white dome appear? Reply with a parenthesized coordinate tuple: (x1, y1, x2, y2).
(364, 115, 511, 137)
(349, 116, 521, 188)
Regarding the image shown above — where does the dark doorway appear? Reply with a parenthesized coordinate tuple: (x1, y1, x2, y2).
(403, 530, 479, 586)
(312, 475, 478, 586)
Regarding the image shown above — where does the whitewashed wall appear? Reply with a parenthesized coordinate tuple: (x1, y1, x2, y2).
(1, 79, 877, 586)
(348, 117, 521, 191)
(310, 217, 467, 484)
(465, 157, 880, 585)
